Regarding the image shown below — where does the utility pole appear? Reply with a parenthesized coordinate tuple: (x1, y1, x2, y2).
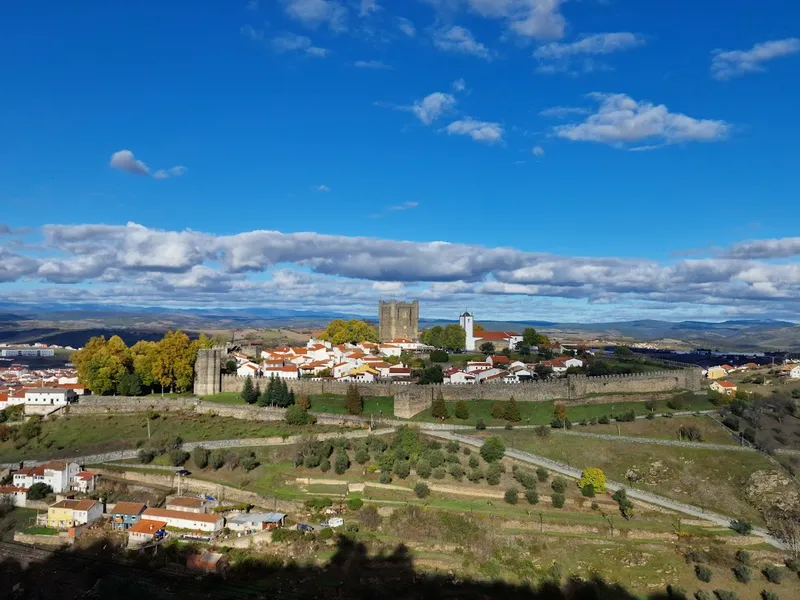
(146, 418, 151, 439)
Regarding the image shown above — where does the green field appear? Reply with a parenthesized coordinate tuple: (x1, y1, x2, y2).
(412, 394, 715, 426)
(576, 414, 738, 445)
(484, 429, 783, 524)
(0, 413, 346, 463)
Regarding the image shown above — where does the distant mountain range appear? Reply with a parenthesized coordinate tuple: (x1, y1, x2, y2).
(0, 301, 796, 351)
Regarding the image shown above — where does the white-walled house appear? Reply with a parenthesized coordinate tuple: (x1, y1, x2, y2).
(378, 344, 402, 357)
(0, 485, 28, 507)
(332, 362, 354, 378)
(262, 365, 299, 380)
(465, 361, 492, 373)
(142, 507, 224, 533)
(24, 388, 78, 407)
(448, 371, 476, 384)
(789, 366, 800, 379)
(236, 362, 261, 377)
(13, 461, 81, 494)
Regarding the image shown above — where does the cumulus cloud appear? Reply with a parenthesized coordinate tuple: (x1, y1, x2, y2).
(554, 93, 730, 147)
(539, 106, 590, 118)
(282, 0, 347, 31)
(724, 237, 800, 260)
(109, 150, 187, 179)
(354, 59, 391, 69)
(408, 92, 456, 125)
(426, 0, 566, 41)
(433, 26, 493, 60)
(532, 145, 544, 156)
(396, 17, 416, 37)
(452, 78, 466, 92)
(446, 119, 504, 143)
(359, 0, 379, 17)
(712, 38, 800, 80)
(535, 32, 645, 73)
(273, 33, 329, 56)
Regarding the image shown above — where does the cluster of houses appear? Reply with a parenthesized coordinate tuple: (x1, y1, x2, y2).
(0, 358, 86, 413)
(703, 360, 800, 396)
(1, 460, 99, 507)
(0, 386, 82, 414)
(231, 338, 423, 383)
(443, 353, 585, 384)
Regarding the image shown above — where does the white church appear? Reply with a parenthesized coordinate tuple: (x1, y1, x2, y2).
(459, 311, 522, 352)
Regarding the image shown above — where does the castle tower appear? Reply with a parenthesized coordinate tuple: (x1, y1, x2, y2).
(378, 300, 419, 342)
(459, 311, 475, 351)
(193, 348, 222, 396)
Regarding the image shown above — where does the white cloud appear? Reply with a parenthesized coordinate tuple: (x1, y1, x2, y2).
(272, 33, 329, 56)
(532, 145, 544, 156)
(554, 93, 730, 147)
(535, 32, 645, 73)
(452, 78, 466, 92)
(354, 59, 391, 69)
(283, 0, 347, 31)
(396, 17, 416, 37)
(109, 150, 150, 176)
(433, 26, 493, 60)
(539, 106, 590, 118)
(359, 0, 379, 17)
(725, 237, 800, 260)
(711, 38, 800, 80)
(387, 201, 419, 211)
(446, 119, 504, 143)
(409, 92, 456, 125)
(426, 0, 566, 41)
(153, 166, 188, 180)
(313, 184, 331, 192)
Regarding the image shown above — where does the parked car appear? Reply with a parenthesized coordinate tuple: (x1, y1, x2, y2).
(328, 518, 344, 528)
(175, 468, 191, 476)
(296, 523, 315, 532)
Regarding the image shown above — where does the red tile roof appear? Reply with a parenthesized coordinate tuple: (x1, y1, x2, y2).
(112, 502, 147, 516)
(128, 519, 167, 535)
(167, 496, 204, 508)
(143, 507, 222, 524)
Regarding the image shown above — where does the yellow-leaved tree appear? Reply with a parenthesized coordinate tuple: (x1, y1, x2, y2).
(578, 468, 607, 493)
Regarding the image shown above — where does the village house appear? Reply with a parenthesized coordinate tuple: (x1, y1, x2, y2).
(487, 355, 510, 368)
(540, 357, 584, 373)
(227, 512, 286, 533)
(386, 366, 412, 379)
(165, 496, 208, 514)
(47, 499, 103, 529)
(236, 362, 261, 377)
(0, 485, 28, 507)
(13, 461, 81, 494)
(110, 501, 147, 530)
(24, 387, 78, 407)
(472, 331, 523, 351)
(127, 519, 167, 548)
(141, 507, 224, 533)
(706, 366, 727, 380)
(465, 361, 492, 374)
(187, 551, 227, 574)
(70, 471, 99, 493)
(262, 365, 299, 380)
(710, 380, 738, 396)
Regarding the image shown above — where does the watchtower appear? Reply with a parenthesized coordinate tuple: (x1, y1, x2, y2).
(378, 300, 419, 342)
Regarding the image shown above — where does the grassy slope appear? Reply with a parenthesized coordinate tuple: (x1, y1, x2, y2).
(0, 414, 344, 463)
(486, 430, 780, 524)
(202, 392, 394, 417)
(575, 415, 738, 445)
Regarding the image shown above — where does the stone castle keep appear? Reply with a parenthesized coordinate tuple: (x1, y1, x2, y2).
(193, 347, 703, 418)
(378, 300, 419, 341)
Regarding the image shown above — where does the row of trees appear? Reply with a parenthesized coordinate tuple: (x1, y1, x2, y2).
(73, 331, 212, 395)
(241, 375, 297, 407)
(421, 325, 466, 351)
(318, 319, 378, 345)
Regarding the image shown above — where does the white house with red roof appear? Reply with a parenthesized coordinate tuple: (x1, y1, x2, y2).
(236, 362, 261, 377)
(13, 460, 81, 494)
(0, 485, 28, 507)
(262, 365, 299, 380)
(465, 361, 492, 373)
(332, 362, 354, 378)
(487, 355, 510, 367)
(387, 366, 412, 379)
(710, 380, 737, 396)
(378, 344, 402, 357)
(472, 331, 523, 351)
(444, 368, 476, 384)
(71, 471, 99, 493)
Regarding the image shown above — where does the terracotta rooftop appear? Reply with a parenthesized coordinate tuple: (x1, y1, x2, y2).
(167, 496, 204, 508)
(143, 507, 222, 524)
(51, 499, 98, 511)
(128, 519, 167, 535)
(111, 501, 147, 516)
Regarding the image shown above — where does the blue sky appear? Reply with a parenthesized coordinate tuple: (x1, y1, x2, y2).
(1, 1, 800, 321)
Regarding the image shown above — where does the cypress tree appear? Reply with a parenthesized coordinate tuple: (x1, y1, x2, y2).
(344, 384, 363, 415)
(241, 375, 256, 404)
(288, 389, 296, 407)
(504, 396, 522, 422)
(279, 379, 290, 407)
(266, 375, 279, 406)
(431, 390, 449, 419)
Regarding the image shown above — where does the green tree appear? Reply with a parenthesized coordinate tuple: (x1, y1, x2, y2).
(504, 487, 519, 504)
(578, 468, 607, 493)
(422, 326, 444, 348)
(535, 364, 553, 380)
(414, 482, 430, 498)
(454, 400, 469, 420)
(418, 365, 444, 385)
(344, 384, 363, 415)
(285, 404, 313, 425)
(131, 340, 157, 390)
(319, 319, 378, 344)
(551, 493, 565, 508)
(479, 342, 495, 355)
(613, 346, 634, 358)
(430, 349, 449, 363)
(169, 449, 190, 466)
(334, 451, 350, 474)
(27, 483, 53, 500)
(117, 371, 143, 396)
(431, 391, 449, 419)
(480, 436, 506, 463)
(241, 375, 257, 404)
(441, 324, 466, 351)
(209, 451, 226, 470)
(192, 447, 209, 469)
(525, 488, 539, 505)
(504, 397, 521, 422)
(522, 328, 550, 347)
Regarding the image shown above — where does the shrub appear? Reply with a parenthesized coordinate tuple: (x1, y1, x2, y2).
(550, 418, 566, 429)
(695, 565, 713, 582)
(448, 463, 464, 481)
(525, 488, 539, 505)
(446, 440, 460, 454)
(414, 482, 430, 499)
(504, 397, 522, 422)
(320, 459, 331, 473)
(666, 585, 687, 599)
(475, 418, 486, 430)
(415, 459, 431, 479)
(454, 400, 470, 420)
(27, 483, 53, 500)
(504, 487, 519, 505)
(334, 452, 350, 475)
(480, 437, 506, 462)
(355, 449, 370, 465)
(432, 468, 446, 480)
(578, 468, 607, 493)
(723, 415, 740, 431)
(192, 447, 209, 469)
(679, 425, 703, 442)
(491, 401, 507, 419)
(344, 384, 363, 415)
(468, 455, 479, 469)
(760, 592, 779, 600)
(685, 551, 705, 564)
(598, 415, 610, 425)
(742, 428, 756, 444)
(209, 450, 225, 470)
(551, 493, 565, 508)
(581, 484, 595, 497)
(734, 549, 751, 565)
(467, 469, 484, 483)
(393, 460, 411, 479)
(428, 450, 445, 468)
(240, 453, 259, 472)
(485, 463, 501, 486)
(430, 349, 449, 363)
(667, 394, 689, 410)
(730, 520, 752, 535)
(732, 565, 751, 583)
(784, 557, 799, 571)
(590, 502, 599, 511)
(431, 392, 449, 420)
(694, 592, 711, 600)
(285, 404, 313, 425)
(358, 505, 381, 529)
(551, 477, 567, 494)
(646, 412, 655, 420)
(762, 566, 782, 584)
(536, 467, 549, 482)
(616, 410, 636, 422)
(712, 592, 738, 600)
(168, 449, 190, 466)
(272, 528, 305, 543)
(138, 449, 156, 464)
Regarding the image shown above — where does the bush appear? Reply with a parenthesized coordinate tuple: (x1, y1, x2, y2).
(551, 492, 565, 508)
(448, 463, 464, 481)
(734, 549, 751, 565)
(430, 350, 449, 363)
(762, 566, 782, 584)
(355, 448, 370, 465)
(722, 415, 740, 431)
(667, 394, 689, 410)
(393, 460, 411, 479)
(730, 520, 752, 535)
(209, 450, 226, 470)
(468, 455, 479, 469)
(240, 453, 259, 472)
(694, 592, 711, 600)
(379, 470, 392, 484)
(347, 497, 364, 511)
(320, 459, 331, 473)
(480, 437, 506, 462)
(475, 418, 486, 430)
(535, 425, 550, 438)
(581, 484, 595, 497)
(285, 404, 313, 425)
(467, 469, 483, 483)
(455, 400, 470, 420)
(138, 449, 156, 464)
(536, 467, 549, 482)
(578, 468, 607, 493)
(414, 482, 430, 499)
(784, 557, 799, 571)
(597, 415, 610, 425)
(358, 505, 381, 529)
(168, 449, 190, 466)
(712, 592, 738, 600)
(666, 585, 687, 599)
(504, 397, 522, 422)
(432, 468, 446, 480)
(551, 477, 567, 494)
(685, 551, 705, 564)
(26, 483, 53, 500)
(431, 392, 449, 420)
(317, 527, 334, 540)
(504, 487, 519, 504)
(446, 440, 460, 454)
(415, 459, 432, 479)
(760, 592, 779, 600)
(615, 410, 636, 422)
(272, 528, 305, 543)
(680, 425, 703, 442)
(334, 452, 350, 475)
(695, 565, 713, 582)
(192, 447, 209, 469)
(732, 564, 752, 583)
(525, 488, 539, 505)
(742, 428, 756, 444)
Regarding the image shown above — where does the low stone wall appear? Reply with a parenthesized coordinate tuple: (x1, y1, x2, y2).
(13, 532, 72, 547)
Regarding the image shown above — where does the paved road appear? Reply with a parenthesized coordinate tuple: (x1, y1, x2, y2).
(548, 429, 756, 451)
(425, 430, 786, 550)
